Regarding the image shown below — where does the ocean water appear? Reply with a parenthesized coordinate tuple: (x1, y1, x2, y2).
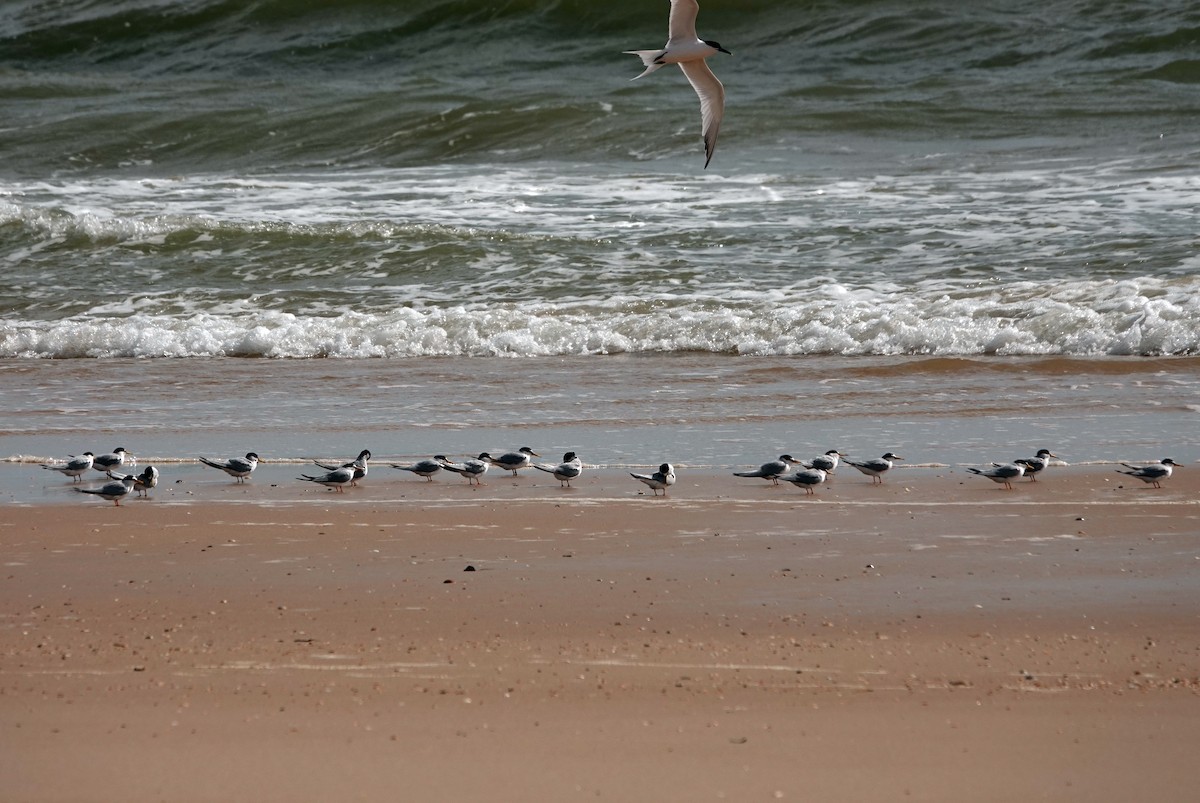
(2, 0, 1198, 360)
(1, 1, 1198, 488)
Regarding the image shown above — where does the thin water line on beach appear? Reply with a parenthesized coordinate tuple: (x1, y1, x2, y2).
(195, 660, 453, 673)
(146, 495, 1200, 508)
(5, 492, 1198, 511)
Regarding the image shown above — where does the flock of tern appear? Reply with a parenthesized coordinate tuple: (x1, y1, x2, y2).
(39, 445, 1182, 506)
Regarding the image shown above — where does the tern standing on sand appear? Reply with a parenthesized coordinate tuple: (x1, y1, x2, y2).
(968, 462, 1025, 491)
(93, 447, 129, 475)
(631, 462, 677, 496)
(625, 0, 730, 168)
(780, 467, 827, 495)
(535, 452, 584, 487)
(1117, 458, 1179, 489)
(313, 449, 371, 486)
(440, 454, 491, 486)
(76, 474, 138, 506)
(41, 452, 94, 483)
(199, 452, 259, 483)
(297, 465, 356, 493)
(733, 455, 801, 485)
(487, 447, 539, 476)
(846, 452, 903, 485)
(391, 457, 444, 481)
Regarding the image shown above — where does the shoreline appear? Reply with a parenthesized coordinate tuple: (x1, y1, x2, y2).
(3, 468, 1198, 800)
(3, 460, 1195, 507)
(4, 354, 1198, 477)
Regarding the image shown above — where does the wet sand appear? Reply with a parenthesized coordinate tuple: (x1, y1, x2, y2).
(3, 468, 1199, 801)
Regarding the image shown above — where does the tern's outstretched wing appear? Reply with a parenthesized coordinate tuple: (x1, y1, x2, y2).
(678, 58, 724, 168)
(667, 0, 700, 43)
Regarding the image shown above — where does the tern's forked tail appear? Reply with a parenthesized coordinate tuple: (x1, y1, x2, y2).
(624, 49, 667, 80)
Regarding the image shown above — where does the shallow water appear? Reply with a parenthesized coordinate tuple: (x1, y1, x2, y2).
(3, 354, 1196, 503)
(2, 1, 1198, 358)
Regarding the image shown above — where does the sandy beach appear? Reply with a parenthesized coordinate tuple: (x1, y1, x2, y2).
(4, 0, 1198, 798)
(3, 467, 1198, 801)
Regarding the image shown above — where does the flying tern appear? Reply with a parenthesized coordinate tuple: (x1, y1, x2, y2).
(625, 0, 730, 168)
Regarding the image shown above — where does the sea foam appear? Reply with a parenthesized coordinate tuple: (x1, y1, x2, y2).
(3, 276, 1196, 359)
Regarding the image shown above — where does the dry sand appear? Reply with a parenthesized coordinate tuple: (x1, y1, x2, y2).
(2, 467, 1198, 801)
